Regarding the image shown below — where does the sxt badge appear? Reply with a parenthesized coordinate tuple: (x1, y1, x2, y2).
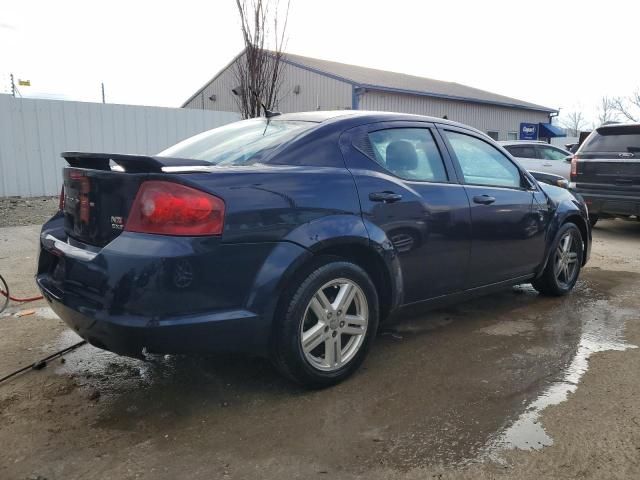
(111, 216, 124, 230)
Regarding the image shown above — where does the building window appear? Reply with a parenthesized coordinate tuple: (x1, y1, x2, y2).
(507, 131, 518, 141)
(487, 131, 499, 141)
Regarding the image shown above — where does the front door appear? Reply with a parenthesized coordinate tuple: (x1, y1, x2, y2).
(440, 128, 547, 287)
(535, 145, 572, 179)
(341, 122, 471, 304)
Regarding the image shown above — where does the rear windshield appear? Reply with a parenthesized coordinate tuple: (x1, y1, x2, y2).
(580, 127, 640, 153)
(158, 118, 315, 165)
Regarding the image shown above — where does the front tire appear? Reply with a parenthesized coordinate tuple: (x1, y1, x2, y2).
(272, 258, 379, 388)
(532, 223, 583, 296)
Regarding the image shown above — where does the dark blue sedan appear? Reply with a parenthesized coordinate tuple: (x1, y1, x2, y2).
(37, 111, 591, 387)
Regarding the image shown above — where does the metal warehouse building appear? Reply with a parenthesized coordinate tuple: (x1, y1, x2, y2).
(183, 51, 559, 141)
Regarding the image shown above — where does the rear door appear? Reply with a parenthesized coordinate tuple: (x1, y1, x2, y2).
(340, 121, 471, 304)
(440, 128, 546, 288)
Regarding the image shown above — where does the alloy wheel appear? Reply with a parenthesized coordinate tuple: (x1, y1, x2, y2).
(300, 278, 369, 372)
(554, 231, 579, 287)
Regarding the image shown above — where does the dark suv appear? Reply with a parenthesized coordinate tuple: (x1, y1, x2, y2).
(570, 123, 640, 226)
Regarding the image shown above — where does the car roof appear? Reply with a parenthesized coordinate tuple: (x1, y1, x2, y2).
(498, 140, 547, 146)
(275, 110, 486, 135)
(499, 141, 571, 155)
(595, 122, 640, 134)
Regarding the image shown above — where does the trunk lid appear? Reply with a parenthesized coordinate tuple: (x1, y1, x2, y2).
(63, 167, 142, 246)
(61, 152, 210, 246)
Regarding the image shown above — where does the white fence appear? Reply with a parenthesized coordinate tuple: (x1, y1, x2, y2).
(0, 95, 240, 197)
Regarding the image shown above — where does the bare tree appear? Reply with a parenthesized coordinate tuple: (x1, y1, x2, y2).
(596, 96, 618, 126)
(562, 111, 587, 137)
(233, 0, 290, 119)
(610, 90, 640, 122)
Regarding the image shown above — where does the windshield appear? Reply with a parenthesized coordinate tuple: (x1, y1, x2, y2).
(158, 118, 315, 165)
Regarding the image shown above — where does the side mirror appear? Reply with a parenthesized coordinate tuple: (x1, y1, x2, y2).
(564, 155, 573, 162)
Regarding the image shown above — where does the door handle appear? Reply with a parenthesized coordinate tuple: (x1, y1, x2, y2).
(543, 162, 553, 167)
(473, 195, 496, 205)
(369, 191, 403, 203)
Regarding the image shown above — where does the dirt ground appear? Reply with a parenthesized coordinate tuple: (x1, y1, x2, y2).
(0, 203, 639, 479)
(0, 196, 59, 228)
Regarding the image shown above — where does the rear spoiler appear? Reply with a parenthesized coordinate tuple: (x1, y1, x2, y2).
(62, 152, 210, 173)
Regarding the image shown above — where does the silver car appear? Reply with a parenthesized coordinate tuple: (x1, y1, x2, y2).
(499, 141, 572, 179)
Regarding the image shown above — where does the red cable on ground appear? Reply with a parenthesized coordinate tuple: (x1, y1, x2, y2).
(0, 273, 44, 314)
(0, 291, 44, 302)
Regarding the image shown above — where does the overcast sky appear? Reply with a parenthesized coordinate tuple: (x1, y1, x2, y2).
(1, 0, 638, 126)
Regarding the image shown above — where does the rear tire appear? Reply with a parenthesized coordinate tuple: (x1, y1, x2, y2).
(589, 214, 599, 227)
(272, 258, 379, 388)
(532, 223, 583, 296)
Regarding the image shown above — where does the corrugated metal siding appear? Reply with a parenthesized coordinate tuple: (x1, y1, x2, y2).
(359, 90, 549, 140)
(182, 54, 551, 139)
(277, 64, 352, 112)
(0, 95, 239, 197)
(279, 52, 554, 112)
(192, 62, 242, 112)
(183, 55, 352, 113)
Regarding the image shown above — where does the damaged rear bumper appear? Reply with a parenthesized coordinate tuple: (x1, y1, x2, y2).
(38, 275, 262, 357)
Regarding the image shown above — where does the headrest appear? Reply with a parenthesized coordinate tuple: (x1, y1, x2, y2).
(386, 140, 418, 172)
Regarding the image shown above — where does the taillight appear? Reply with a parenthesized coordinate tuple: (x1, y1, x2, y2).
(570, 156, 579, 177)
(125, 181, 225, 236)
(59, 186, 65, 211)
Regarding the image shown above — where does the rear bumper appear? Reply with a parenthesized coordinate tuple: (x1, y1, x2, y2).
(38, 275, 263, 356)
(574, 189, 640, 217)
(36, 217, 310, 357)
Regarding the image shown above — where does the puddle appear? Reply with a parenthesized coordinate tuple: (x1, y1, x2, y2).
(487, 298, 637, 454)
(51, 330, 247, 395)
(53, 330, 154, 388)
(479, 319, 536, 336)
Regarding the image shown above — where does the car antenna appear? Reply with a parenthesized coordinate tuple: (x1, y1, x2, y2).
(249, 88, 281, 119)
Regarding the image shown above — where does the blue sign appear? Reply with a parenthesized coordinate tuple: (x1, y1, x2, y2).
(520, 123, 538, 140)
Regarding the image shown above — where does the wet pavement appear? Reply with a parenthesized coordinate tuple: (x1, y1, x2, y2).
(2, 270, 633, 478)
(1, 221, 640, 479)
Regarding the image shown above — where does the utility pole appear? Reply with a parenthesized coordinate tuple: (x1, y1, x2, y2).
(10, 73, 15, 97)
(101, 82, 105, 103)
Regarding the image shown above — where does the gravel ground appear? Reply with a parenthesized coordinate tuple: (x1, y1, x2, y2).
(0, 196, 59, 228)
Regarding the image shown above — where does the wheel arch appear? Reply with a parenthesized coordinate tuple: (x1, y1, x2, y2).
(535, 210, 590, 280)
(562, 213, 590, 266)
(271, 236, 403, 332)
(309, 242, 401, 323)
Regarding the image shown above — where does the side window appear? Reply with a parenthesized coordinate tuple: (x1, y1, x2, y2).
(444, 130, 523, 188)
(505, 145, 537, 158)
(367, 128, 448, 182)
(536, 146, 569, 161)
